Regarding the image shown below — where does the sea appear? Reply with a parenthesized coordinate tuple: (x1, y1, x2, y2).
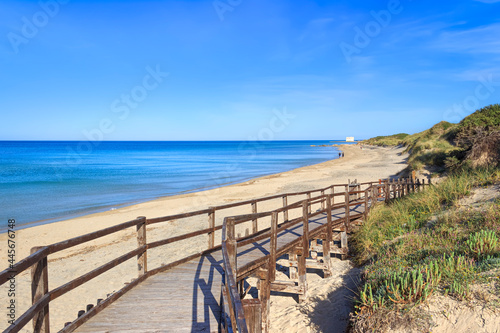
(0, 140, 351, 232)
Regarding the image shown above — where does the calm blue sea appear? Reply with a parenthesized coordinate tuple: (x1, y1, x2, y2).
(0, 140, 348, 232)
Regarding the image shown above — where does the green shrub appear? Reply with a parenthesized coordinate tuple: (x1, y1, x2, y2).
(466, 230, 499, 260)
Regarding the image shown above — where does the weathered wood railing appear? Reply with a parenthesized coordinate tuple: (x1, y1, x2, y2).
(221, 177, 431, 332)
(0, 177, 430, 333)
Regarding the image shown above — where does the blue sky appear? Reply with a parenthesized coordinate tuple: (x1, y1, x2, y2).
(1, 0, 499, 141)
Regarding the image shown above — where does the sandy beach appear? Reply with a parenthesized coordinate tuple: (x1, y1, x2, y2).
(0, 144, 408, 332)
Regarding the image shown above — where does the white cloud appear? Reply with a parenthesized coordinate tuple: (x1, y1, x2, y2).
(435, 23, 500, 54)
(474, 0, 500, 3)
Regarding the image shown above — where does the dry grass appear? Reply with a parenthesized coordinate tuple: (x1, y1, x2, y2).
(350, 167, 500, 332)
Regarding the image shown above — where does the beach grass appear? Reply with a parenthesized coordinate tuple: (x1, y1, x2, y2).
(350, 167, 500, 331)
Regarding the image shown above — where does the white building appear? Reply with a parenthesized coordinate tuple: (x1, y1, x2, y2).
(346, 137, 355, 142)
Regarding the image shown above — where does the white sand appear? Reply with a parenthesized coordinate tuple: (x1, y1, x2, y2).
(0, 144, 408, 332)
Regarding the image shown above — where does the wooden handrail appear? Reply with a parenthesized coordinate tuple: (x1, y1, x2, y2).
(220, 179, 430, 332)
(1, 178, 430, 333)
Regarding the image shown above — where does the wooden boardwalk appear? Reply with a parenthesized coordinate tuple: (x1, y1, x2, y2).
(74, 203, 365, 333)
(1, 178, 427, 333)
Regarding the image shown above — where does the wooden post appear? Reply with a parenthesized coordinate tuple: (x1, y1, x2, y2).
(239, 279, 245, 299)
(269, 212, 278, 282)
(340, 231, 348, 261)
(208, 208, 215, 248)
(227, 218, 237, 278)
(302, 202, 309, 253)
(330, 186, 335, 206)
(378, 179, 382, 198)
(356, 180, 361, 200)
(31, 247, 50, 333)
(299, 201, 309, 302)
(323, 195, 333, 277)
(288, 252, 297, 280)
(297, 248, 308, 303)
(136, 216, 147, 277)
(258, 267, 270, 333)
(310, 239, 318, 260)
(251, 201, 258, 234)
(321, 190, 325, 210)
(307, 193, 311, 214)
(364, 189, 369, 221)
(282, 195, 288, 222)
(344, 190, 350, 232)
(416, 178, 421, 192)
(384, 180, 390, 203)
(345, 183, 349, 202)
(242, 299, 262, 333)
(372, 185, 377, 207)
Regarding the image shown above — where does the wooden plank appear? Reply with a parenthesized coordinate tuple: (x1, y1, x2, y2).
(270, 282, 303, 294)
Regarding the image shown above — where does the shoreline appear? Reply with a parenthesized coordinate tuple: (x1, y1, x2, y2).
(2, 142, 346, 233)
(0, 144, 408, 333)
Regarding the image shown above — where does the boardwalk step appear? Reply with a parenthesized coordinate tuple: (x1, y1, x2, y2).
(270, 280, 304, 294)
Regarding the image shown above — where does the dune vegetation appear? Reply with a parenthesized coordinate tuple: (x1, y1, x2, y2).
(351, 105, 500, 332)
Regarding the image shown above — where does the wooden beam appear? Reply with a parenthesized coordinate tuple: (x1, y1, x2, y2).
(136, 216, 147, 277)
(364, 190, 369, 221)
(323, 195, 333, 277)
(297, 250, 308, 303)
(282, 195, 288, 222)
(340, 231, 348, 260)
(307, 193, 311, 214)
(252, 201, 258, 234)
(258, 267, 270, 333)
(208, 208, 215, 248)
(344, 191, 350, 232)
(30, 247, 49, 333)
(268, 212, 278, 282)
(310, 239, 318, 260)
(288, 252, 297, 280)
(242, 299, 262, 333)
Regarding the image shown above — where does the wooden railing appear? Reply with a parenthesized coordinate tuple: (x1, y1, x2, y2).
(0, 177, 430, 333)
(220, 177, 431, 333)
